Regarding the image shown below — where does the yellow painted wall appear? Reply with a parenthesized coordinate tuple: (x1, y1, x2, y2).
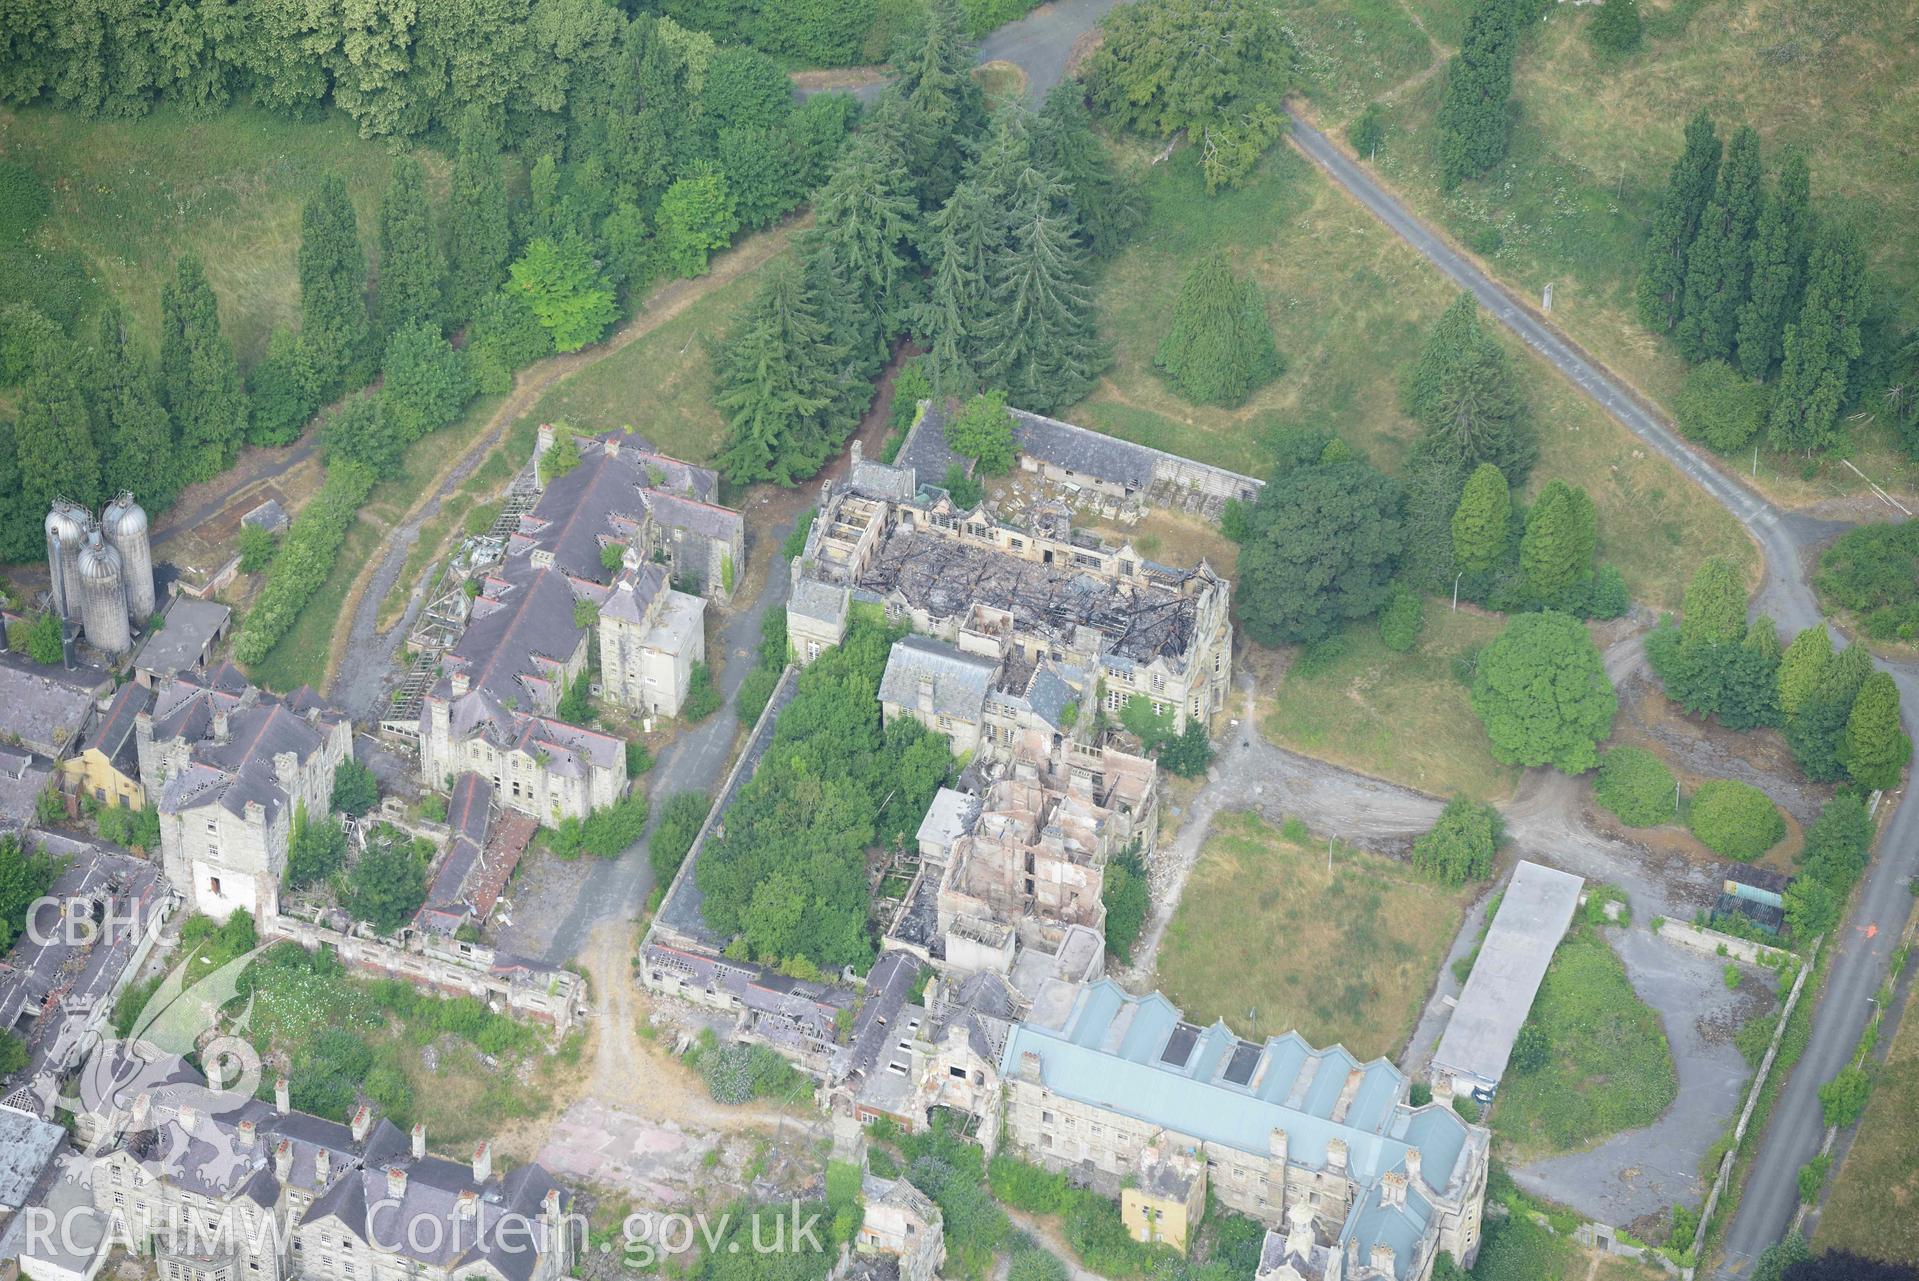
(60, 749, 143, 811)
(1122, 1191, 1193, 1255)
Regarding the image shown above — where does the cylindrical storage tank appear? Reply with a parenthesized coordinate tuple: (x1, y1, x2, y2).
(77, 532, 131, 656)
(103, 493, 155, 622)
(45, 503, 86, 620)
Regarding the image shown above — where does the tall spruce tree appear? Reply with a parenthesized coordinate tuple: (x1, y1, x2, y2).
(1841, 671, 1910, 792)
(298, 175, 370, 396)
(1400, 452, 1470, 592)
(1034, 82, 1139, 259)
(14, 349, 103, 517)
(813, 125, 922, 337)
(712, 257, 853, 487)
(1435, 0, 1520, 189)
(1676, 126, 1764, 364)
(83, 308, 178, 509)
(1153, 253, 1281, 408)
(1636, 111, 1722, 335)
(890, 0, 985, 211)
(1451, 462, 1511, 575)
(445, 111, 511, 327)
(1767, 222, 1867, 455)
(1777, 623, 1833, 720)
(917, 178, 1001, 398)
(1735, 150, 1813, 380)
(1519, 479, 1597, 601)
(1679, 555, 1747, 648)
(1404, 293, 1537, 485)
(159, 254, 248, 481)
(1787, 643, 1871, 781)
(377, 155, 444, 338)
(977, 166, 1107, 412)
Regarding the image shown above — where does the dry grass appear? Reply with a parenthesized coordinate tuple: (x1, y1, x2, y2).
(1816, 979, 1919, 1264)
(1259, 604, 1522, 801)
(1154, 810, 1468, 1060)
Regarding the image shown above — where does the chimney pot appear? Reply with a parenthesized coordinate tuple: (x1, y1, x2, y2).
(450, 670, 471, 697)
(472, 1140, 492, 1184)
(1370, 1243, 1396, 1276)
(1268, 1128, 1288, 1161)
(237, 1119, 257, 1148)
(545, 1189, 562, 1219)
(131, 1092, 151, 1130)
(1327, 1138, 1348, 1172)
(388, 1166, 408, 1200)
(1404, 1148, 1423, 1190)
(412, 1123, 427, 1159)
(275, 1077, 290, 1114)
(316, 1148, 331, 1184)
(458, 1189, 479, 1219)
(351, 1105, 372, 1143)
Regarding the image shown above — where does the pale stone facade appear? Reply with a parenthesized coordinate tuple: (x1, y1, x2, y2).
(136, 667, 350, 923)
(420, 673, 626, 823)
(856, 1176, 945, 1281)
(597, 561, 706, 718)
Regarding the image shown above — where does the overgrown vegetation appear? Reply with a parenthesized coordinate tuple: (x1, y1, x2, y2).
(685, 1027, 812, 1105)
(1593, 746, 1677, 826)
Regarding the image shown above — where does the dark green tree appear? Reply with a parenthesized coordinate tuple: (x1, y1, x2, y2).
(1471, 610, 1617, 774)
(330, 759, 379, 817)
(977, 167, 1107, 412)
(944, 390, 1016, 474)
(15, 350, 103, 516)
(1404, 293, 1536, 484)
(890, 0, 987, 210)
(341, 832, 428, 934)
(1637, 111, 1722, 335)
(712, 256, 855, 487)
(159, 254, 248, 480)
(83, 308, 178, 508)
(1451, 462, 1511, 575)
(1235, 451, 1406, 645)
(1519, 479, 1597, 601)
(1787, 644, 1872, 781)
(1588, 0, 1642, 53)
(813, 126, 921, 334)
(445, 111, 511, 326)
(916, 178, 1000, 397)
(1034, 82, 1139, 259)
(1153, 253, 1281, 408)
(1676, 126, 1764, 364)
(1675, 359, 1766, 453)
(298, 176, 369, 396)
(1680, 554, 1748, 648)
(1411, 795, 1502, 885)
(1435, 0, 1519, 189)
(247, 326, 318, 446)
(1840, 670, 1909, 791)
(1735, 150, 1813, 380)
(380, 323, 473, 441)
(0, 832, 60, 951)
(1767, 222, 1867, 455)
(377, 154, 443, 338)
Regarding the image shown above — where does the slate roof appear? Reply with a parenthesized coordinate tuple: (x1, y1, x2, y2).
(599, 563, 670, 626)
(448, 562, 590, 711)
(648, 490, 744, 544)
(878, 637, 996, 724)
(837, 950, 926, 1083)
(79, 681, 151, 777)
(0, 651, 105, 759)
(789, 575, 849, 625)
(132, 598, 230, 681)
(419, 773, 494, 934)
(0, 1103, 63, 1210)
(519, 431, 732, 585)
(903, 402, 1265, 494)
(151, 675, 344, 827)
(916, 787, 980, 853)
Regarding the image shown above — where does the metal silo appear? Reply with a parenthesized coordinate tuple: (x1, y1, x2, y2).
(44, 504, 85, 619)
(77, 531, 131, 656)
(103, 493, 156, 622)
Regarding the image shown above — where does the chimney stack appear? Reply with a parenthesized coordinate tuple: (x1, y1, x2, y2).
(1268, 1128, 1289, 1164)
(316, 1148, 331, 1185)
(177, 1105, 198, 1133)
(131, 1092, 151, 1132)
(850, 440, 863, 468)
(351, 1105, 372, 1143)
(1327, 1138, 1348, 1173)
(274, 1139, 292, 1180)
(207, 1056, 225, 1093)
(1381, 1171, 1408, 1209)
(237, 1119, 257, 1149)
(457, 1189, 479, 1220)
(1284, 1203, 1316, 1260)
(387, 1166, 408, 1200)
(212, 706, 229, 744)
(450, 670, 470, 697)
(917, 673, 935, 714)
(544, 1188, 562, 1220)
(1369, 1244, 1396, 1277)
(275, 1077, 290, 1114)
(1404, 1148, 1422, 1191)
(412, 1123, 427, 1159)
(472, 1140, 492, 1184)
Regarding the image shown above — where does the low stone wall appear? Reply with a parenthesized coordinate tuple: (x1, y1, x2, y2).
(264, 915, 586, 1034)
(1655, 919, 1790, 967)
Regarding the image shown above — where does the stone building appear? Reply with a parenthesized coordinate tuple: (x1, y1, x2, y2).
(81, 1057, 573, 1281)
(1123, 1135, 1207, 1254)
(60, 680, 152, 812)
(136, 666, 351, 922)
(995, 982, 1488, 1281)
(856, 1175, 945, 1281)
(787, 445, 1233, 733)
(419, 671, 626, 824)
(597, 560, 706, 718)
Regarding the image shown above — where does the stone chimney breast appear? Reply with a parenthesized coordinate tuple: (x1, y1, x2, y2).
(351, 1105, 372, 1142)
(1370, 1243, 1396, 1276)
(388, 1166, 408, 1200)
(412, 1123, 427, 1159)
(274, 1140, 292, 1180)
(473, 1140, 492, 1183)
(275, 1077, 290, 1114)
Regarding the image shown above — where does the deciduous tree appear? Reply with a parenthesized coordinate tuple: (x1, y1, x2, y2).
(943, 390, 1016, 474)
(508, 234, 617, 353)
(1470, 610, 1616, 774)
(1235, 451, 1406, 645)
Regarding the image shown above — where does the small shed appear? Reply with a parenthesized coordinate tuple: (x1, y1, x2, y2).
(242, 498, 289, 534)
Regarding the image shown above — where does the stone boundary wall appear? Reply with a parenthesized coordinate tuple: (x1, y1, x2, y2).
(263, 914, 586, 1034)
(1655, 919, 1791, 967)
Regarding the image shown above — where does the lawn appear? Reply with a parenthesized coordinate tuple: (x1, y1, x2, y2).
(1328, 0, 1919, 507)
(2, 102, 439, 363)
(513, 249, 784, 466)
(1490, 924, 1678, 1158)
(1154, 810, 1468, 1061)
(1260, 606, 1521, 802)
(1072, 142, 1753, 612)
(1818, 986, 1919, 1264)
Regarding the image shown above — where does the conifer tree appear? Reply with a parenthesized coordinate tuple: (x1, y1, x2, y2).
(977, 167, 1107, 412)
(1767, 223, 1867, 455)
(15, 349, 103, 517)
(712, 257, 854, 487)
(1777, 623, 1833, 720)
(1519, 479, 1597, 601)
(1404, 293, 1537, 485)
(1637, 111, 1721, 335)
(1788, 643, 1872, 781)
(1676, 126, 1763, 364)
(1154, 254, 1281, 408)
(1034, 83, 1139, 259)
(890, 0, 985, 211)
(159, 254, 249, 481)
(813, 126, 921, 336)
(247, 327, 318, 446)
(1841, 671, 1910, 791)
(1451, 462, 1511, 574)
(298, 175, 370, 396)
(1679, 555, 1748, 649)
(83, 308, 177, 509)
(445, 111, 511, 327)
(915, 179, 1000, 398)
(1400, 452, 1470, 593)
(1435, 0, 1519, 189)
(377, 155, 444, 338)
(1735, 150, 1813, 381)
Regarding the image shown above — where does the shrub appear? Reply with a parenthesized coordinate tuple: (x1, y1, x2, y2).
(1724, 963, 1742, 990)
(1593, 746, 1677, 826)
(234, 463, 378, 666)
(330, 759, 379, 817)
(1817, 1066, 1870, 1128)
(1509, 1020, 1549, 1074)
(237, 525, 280, 575)
(1101, 844, 1150, 962)
(680, 662, 722, 721)
(651, 792, 711, 884)
(1676, 360, 1766, 452)
(1348, 102, 1388, 157)
(626, 741, 653, 778)
(1796, 1154, 1830, 1204)
(0, 162, 51, 241)
(1378, 583, 1424, 653)
(1292, 635, 1351, 679)
(988, 1156, 1071, 1214)
(1588, 0, 1643, 54)
(1687, 779, 1785, 861)
(1411, 795, 1503, 885)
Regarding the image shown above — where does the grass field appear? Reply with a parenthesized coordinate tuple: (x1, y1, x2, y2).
(1292, 0, 1919, 506)
(1072, 143, 1753, 612)
(1154, 810, 1468, 1060)
(1818, 986, 1919, 1264)
(2, 103, 440, 363)
(1259, 607, 1521, 802)
(1491, 924, 1678, 1158)
(513, 252, 781, 465)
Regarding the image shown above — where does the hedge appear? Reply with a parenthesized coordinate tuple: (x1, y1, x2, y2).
(1594, 746, 1678, 826)
(1687, 779, 1785, 861)
(233, 461, 377, 665)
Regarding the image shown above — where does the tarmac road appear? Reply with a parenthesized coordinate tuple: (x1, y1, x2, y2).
(1282, 108, 1919, 1275)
